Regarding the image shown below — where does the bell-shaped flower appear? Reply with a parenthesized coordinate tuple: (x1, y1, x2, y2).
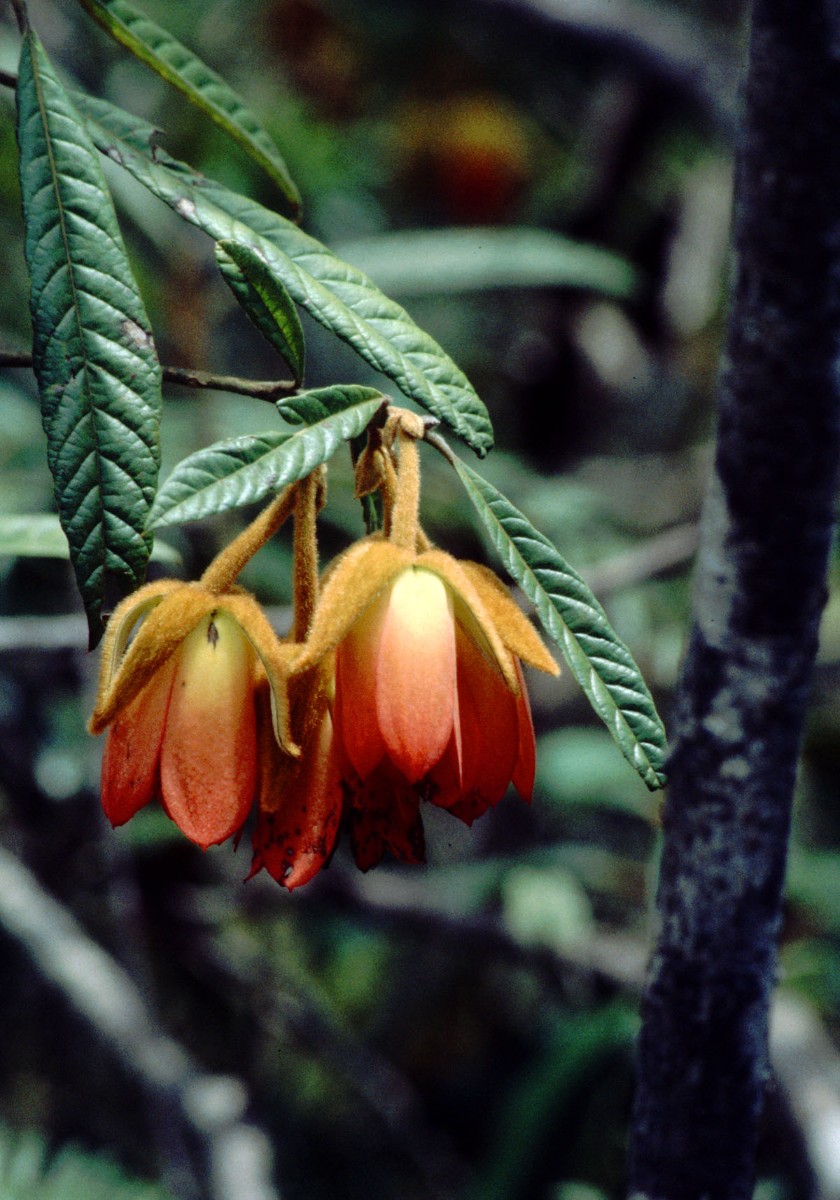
(90, 579, 295, 849)
(257, 535, 559, 879)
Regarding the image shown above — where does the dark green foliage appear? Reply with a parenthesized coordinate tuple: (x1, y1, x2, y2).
(16, 31, 162, 646)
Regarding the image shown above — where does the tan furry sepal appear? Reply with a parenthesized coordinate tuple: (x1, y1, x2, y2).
(89, 582, 211, 734)
(291, 539, 412, 675)
(457, 561, 560, 677)
(89, 582, 297, 755)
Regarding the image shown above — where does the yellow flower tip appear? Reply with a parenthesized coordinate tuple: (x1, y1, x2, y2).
(371, 568, 457, 782)
(242, 524, 556, 887)
(158, 611, 259, 847)
(284, 553, 544, 878)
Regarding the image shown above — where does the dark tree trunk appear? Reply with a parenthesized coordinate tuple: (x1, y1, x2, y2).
(627, 2, 840, 1197)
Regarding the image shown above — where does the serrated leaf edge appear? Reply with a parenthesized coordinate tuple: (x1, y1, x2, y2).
(78, 0, 301, 213)
(149, 391, 384, 528)
(75, 94, 494, 457)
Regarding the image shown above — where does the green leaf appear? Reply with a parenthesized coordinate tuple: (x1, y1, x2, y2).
(76, 0, 300, 215)
(76, 93, 494, 457)
(216, 239, 305, 383)
(454, 459, 667, 790)
(149, 385, 385, 528)
(16, 32, 162, 648)
(335, 228, 636, 298)
(277, 386, 380, 426)
(0, 514, 180, 565)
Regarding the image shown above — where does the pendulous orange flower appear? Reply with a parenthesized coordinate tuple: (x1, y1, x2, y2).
(306, 541, 556, 871)
(89, 493, 297, 849)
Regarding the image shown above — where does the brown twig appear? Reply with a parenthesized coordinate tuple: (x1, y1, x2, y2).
(0, 350, 297, 402)
(160, 365, 297, 402)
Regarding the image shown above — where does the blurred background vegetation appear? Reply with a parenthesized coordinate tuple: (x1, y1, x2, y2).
(0, 0, 838, 1197)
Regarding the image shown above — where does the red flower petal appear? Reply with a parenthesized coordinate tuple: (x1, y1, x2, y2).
(251, 708, 343, 890)
(159, 612, 257, 848)
(100, 654, 176, 826)
(375, 569, 456, 783)
(334, 589, 389, 779)
(425, 730, 462, 809)
(431, 624, 519, 824)
(348, 764, 425, 870)
(511, 659, 536, 802)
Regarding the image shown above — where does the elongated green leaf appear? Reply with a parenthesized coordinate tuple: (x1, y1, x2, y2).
(149, 385, 385, 528)
(277, 387, 380, 427)
(76, 0, 300, 215)
(335, 228, 636, 298)
(454, 459, 667, 790)
(0, 514, 179, 564)
(16, 33, 162, 647)
(216, 240, 305, 383)
(75, 93, 494, 457)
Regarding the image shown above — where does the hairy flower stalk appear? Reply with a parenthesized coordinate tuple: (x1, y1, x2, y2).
(89, 488, 300, 848)
(251, 408, 559, 887)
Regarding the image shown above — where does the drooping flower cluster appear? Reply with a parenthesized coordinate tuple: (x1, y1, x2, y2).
(90, 409, 559, 888)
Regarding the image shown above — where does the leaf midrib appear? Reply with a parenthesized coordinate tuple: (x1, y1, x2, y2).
(28, 37, 106, 570)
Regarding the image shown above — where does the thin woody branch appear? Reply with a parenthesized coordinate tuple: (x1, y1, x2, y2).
(159, 364, 297, 402)
(0, 350, 296, 402)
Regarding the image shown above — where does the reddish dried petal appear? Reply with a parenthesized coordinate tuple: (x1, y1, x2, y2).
(251, 708, 343, 890)
(100, 654, 177, 826)
(445, 789, 493, 826)
(375, 569, 456, 783)
(160, 612, 257, 848)
(348, 765, 425, 870)
(334, 588, 389, 778)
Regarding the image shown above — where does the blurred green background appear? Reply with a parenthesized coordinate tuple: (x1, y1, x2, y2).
(1, 1, 838, 1198)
